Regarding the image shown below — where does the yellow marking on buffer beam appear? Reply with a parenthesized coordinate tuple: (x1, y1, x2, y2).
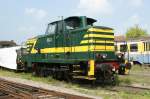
(88, 60, 95, 76)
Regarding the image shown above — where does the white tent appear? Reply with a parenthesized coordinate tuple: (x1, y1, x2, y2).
(0, 46, 21, 70)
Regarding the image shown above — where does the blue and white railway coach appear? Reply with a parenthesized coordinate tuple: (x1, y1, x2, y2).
(115, 36, 150, 65)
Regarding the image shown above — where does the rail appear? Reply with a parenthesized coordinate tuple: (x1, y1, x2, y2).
(0, 78, 91, 99)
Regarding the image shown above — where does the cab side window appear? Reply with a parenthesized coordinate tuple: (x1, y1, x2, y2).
(46, 23, 57, 34)
(57, 21, 63, 33)
(65, 18, 80, 30)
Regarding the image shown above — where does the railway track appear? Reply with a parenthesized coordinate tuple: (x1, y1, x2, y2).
(0, 78, 91, 99)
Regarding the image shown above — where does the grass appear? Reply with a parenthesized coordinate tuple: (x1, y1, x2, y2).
(118, 91, 150, 99)
(119, 76, 132, 85)
(131, 65, 150, 73)
(118, 65, 150, 85)
(0, 69, 58, 84)
(0, 66, 150, 99)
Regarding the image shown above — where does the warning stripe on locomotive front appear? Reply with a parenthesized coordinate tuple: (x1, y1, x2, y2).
(88, 28, 113, 33)
(80, 27, 114, 47)
(83, 34, 114, 39)
(80, 40, 114, 44)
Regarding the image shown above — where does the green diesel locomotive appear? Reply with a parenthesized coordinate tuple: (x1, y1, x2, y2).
(17, 16, 124, 83)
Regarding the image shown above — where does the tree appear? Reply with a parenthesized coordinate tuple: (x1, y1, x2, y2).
(126, 25, 148, 39)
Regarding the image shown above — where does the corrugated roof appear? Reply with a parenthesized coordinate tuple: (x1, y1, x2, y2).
(114, 35, 126, 42)
(115, 35, 150, 42)
(0, 40, 17, 47)
(127, 36, 150, 41)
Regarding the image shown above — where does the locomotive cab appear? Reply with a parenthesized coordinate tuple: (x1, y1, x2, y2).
(45, 16, 96, 34)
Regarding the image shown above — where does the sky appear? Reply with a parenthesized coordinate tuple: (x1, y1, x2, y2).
(0, 0, 150, 44)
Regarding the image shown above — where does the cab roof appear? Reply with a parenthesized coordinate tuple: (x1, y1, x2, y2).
(48, 16, 97, 25)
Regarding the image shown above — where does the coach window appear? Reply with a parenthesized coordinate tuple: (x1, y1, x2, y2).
(120, 44, 127, 52)
(147, 42, 149, 51)
(148, 42, 150, 51)
(144, 42, 146, 51)
(146, 42, 150, 51)
(146, 42, 147, 51)
(130, 44, 138, 52)
(149, 42, 150, 51)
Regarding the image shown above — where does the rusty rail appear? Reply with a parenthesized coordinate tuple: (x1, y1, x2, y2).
(0, 78, 91, 99)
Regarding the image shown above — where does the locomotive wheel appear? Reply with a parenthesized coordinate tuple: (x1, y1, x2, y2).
(24, 63, 28, 73)
(103, 69, 112, 80)
(52, 72, 57, 79)
(96, 64, 116, 84)
(32, 63, 39, 76)
(52, 67, 62, 80)
(56, 71, 64, 80)
(52, 68, 57, 79)
(39, 68, 46, 77)
(64, 71, 73, 82)
(118, 66, 125, 75)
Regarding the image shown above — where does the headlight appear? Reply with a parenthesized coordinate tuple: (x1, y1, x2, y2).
(117, 53, 124, 59)
(102, 54, 107, 59)
(96, 53, 107, 59)
(112, 67, 115, 71)
(118, 55, 122, 58)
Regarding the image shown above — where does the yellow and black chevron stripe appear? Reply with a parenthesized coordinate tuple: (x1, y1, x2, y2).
(80, 27, 114, 48)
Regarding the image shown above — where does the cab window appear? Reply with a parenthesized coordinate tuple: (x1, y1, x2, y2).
(65, 18, 80, 30)
(46, 23, 56, 34)
(57, 21, 63, 33)
(120, 44, 127, 52)
(130, 44, 138, 52)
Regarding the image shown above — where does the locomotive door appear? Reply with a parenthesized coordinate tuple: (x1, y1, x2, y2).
(55, 21, 72, 59)
(64, 31, 72, 58)
(55, 21, 66, 58)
